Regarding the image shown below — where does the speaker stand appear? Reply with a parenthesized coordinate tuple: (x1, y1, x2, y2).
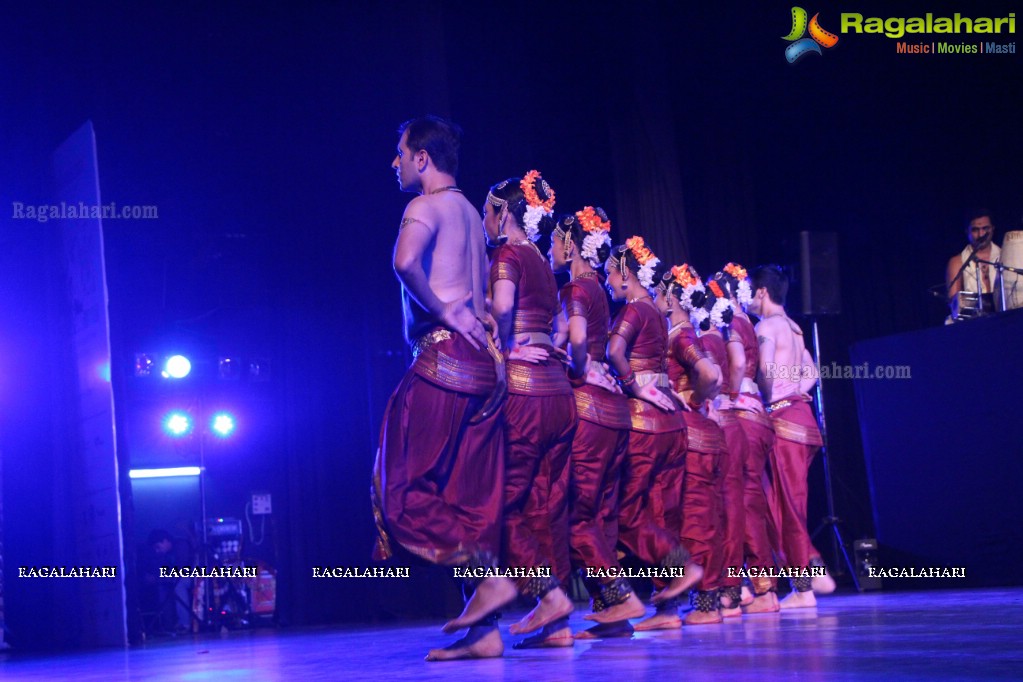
(807, 317, 860, 590)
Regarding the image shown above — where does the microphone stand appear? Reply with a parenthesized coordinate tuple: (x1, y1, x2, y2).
(808, 317, 860, 589)
(947, 246, 980, 319)
(975, 258, 1023, 312)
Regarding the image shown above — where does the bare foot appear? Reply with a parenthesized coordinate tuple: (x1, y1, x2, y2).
(740, 585, 754, 607)
(583, 593, 646, 623)
(575, 620, 634, 639)
(634, 611, 682, 631)
(513, 624, 574, 649)
(426, 626, 504, 661)
(442, 576, 517, 633)
(720, 605, 742, 618)
(743, 592, 780, 613)
(812, 571, 836, 594)
(684, 609, 723, 625)
(509, 588, 573, 635)
(779, 590, 817, 609)
(651, 562, 703, 604)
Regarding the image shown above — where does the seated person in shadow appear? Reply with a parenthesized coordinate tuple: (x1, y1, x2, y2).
(138, 528, 194, 634)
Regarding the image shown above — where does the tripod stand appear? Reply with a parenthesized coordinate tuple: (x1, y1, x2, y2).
(807, 317, 860, 590)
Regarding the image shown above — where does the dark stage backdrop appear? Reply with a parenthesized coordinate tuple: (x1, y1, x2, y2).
(851, 310, 1023, 587)
(1, 0, 1020, 636)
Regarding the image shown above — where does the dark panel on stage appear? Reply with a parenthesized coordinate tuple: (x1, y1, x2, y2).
(850, 310, 1023, 586)
(800, 231, 841, 316)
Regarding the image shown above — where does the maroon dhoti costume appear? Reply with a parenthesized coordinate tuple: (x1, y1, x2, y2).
(613, 300, 690, 584)
(766, 394, 823, 592)
(700, 329, 747, 608)
(560, 274, 634, 611)
(372, 328, 504, 571)
(727, 314, 778, 595)
(492, 242, 577, 598)
(668, 324, 726, 613)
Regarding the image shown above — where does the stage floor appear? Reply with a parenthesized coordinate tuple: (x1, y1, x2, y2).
(3, 588, 1022, 681)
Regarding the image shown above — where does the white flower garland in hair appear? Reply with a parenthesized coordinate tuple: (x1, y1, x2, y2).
(709, 296, 732, 328)
(736, 279, 753, 306)
(522, 205, 546, 242)
(691, 307, 710, 327)
(680, 282, 706, 313)
(637, 257, 660, 290)
(581, 231, 612, 268)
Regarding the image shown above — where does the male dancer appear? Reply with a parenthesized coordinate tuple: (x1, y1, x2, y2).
(372, 116, 514, 660)
(748, 265, 826, 608)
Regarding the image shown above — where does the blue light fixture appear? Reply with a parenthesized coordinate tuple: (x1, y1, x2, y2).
(163, 411, 193, 437)
(162, 355, 192, 379)
(211, 412, 236, 437)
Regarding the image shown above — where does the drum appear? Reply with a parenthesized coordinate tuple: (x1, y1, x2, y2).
(1001, 231, 1023, 310)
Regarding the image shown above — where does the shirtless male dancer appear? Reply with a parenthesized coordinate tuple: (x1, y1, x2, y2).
(748, 265, 830, 609)
(373, 116, 515, 660)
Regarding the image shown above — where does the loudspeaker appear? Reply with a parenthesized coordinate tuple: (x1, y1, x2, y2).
(800, 231, 841, 316)
(853, 538, 883, 591)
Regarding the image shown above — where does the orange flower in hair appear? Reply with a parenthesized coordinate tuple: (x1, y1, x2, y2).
(575, 206, 611, 233)
(724, 262, 748, 280)
(708, 280, 725, 298)
(520, 170, 556, 212)
(624, 236, 655, 265)
(671, 264, 699, 289)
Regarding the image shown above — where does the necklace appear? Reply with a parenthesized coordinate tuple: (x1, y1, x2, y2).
(575, 271, 598, 281)
(627, 294, 652, 305)
(430, 186, 462, 195)
(514, 238, 545, 260)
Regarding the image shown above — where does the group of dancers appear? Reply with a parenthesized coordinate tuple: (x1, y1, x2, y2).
(371, 116, 832, 661)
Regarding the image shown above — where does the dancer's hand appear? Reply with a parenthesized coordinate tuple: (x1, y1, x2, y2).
(509, 345, 549, 364)
(635, 382, 676, 412)
(586, 363, 620, 394)
(440, 292, 486, 350)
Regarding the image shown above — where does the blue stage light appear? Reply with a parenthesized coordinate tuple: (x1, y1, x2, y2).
(162, 355, 192, 379)
(163, 411, 193, 437)
(129, 466, 201, 479)
(211, 412, 236, 437)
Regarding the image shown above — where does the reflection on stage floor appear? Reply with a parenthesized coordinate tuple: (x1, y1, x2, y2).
(3, 588, 1021, 681)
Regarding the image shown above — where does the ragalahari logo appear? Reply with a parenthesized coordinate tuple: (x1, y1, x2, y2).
(783, 7, 839, 63)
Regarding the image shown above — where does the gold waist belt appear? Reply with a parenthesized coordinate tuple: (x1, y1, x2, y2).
(411, 329, 496, 396)
(683, 412, 727, 453)
(735, 409, 774, 431)
(506, 359, 572, 396)
(766, 399, 794, 414)
(573, 385, 631, 429)
(628, 396, 685, 434)
(512, 310, 553, 336)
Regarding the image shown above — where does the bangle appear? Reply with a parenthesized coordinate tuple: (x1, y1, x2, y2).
(619, 370, 636, 387)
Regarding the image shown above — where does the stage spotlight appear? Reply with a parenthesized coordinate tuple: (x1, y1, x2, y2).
(218, 356, 241, 380)
(134, 353, 155, 377)
(162, 355, 192, 379)
(163, 411, 193, 437)
(248, 357, 271, 381)
(211, 413, 236, 437)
